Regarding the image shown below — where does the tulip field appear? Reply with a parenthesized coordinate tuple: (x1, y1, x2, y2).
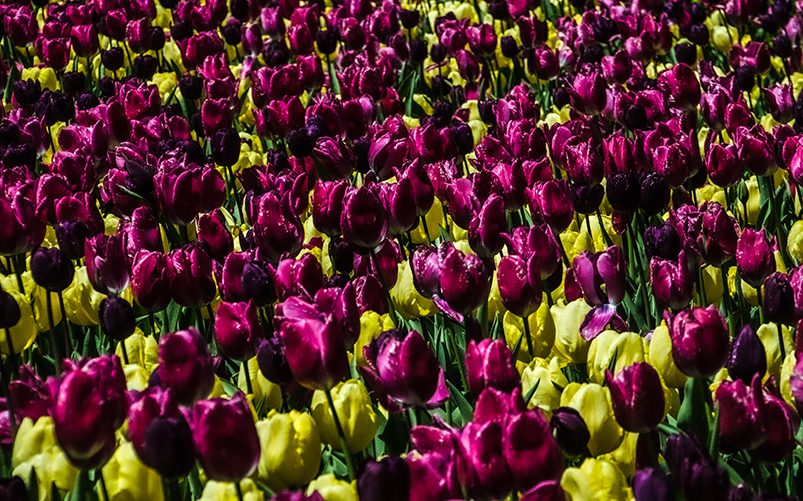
(5, 0, 803, 499)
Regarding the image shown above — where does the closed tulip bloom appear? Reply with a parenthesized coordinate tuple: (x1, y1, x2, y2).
(156, 328, 216, 406)
(214, 301, 261, 361)
(0, 192, 45, 256)
(735, 126, 778, 177)
(252, 192, 303, 263)
(550, 407, 591, 456)
(49, 355, 128, 469)
(127, 387, 196, 479)
(763, 272, 795, 325)
(197, 210, 233, 262)
(257, 410, 322, 491)
(727, 325, 767, 384)
(715, 375, 767, 452)
(667, 306, 729, 378)
(650, 252, 693, 310)
(664, 433, 730, 499)
(657, 63, 701, 111)
(99, 296, 135, 342)
(706, 143, 742, 187)
(190, 393, 260, 482)
(312, 180, 348, 237)
(410, 245, 440, 299)
(358, 457, 409, 501)
(256, 335, 293, 385)
(468, 194, 507, 258)
(605, 363, 665, 432)
(211, 128, 241, 167)
(700, 202, 739, 267)
(498, 403, 563, 491)
(0, 290, 21, 329)
(242, 261, 277, 307)
(633, 467, 672, 501)
(569, 71, 607, 115)
(311, 379, 378, 453)
(497, 255, 542, 318)
(382, 178, 417, 237)
(465, 339, 519, 395)
(753, 391, 800, 462)
(737, 228, 776, 288)
(529, 179, 574, 232)
(360, 329, 447, 411)
(131, 250, 171, 312)
(30, 247, 74, 292)
(437, 243, 492, 321)
(85, 234, 130, 295)
(273, 253, 325, 301)
(167, 244, 217, 308)
(340, 185, 388, 250)
(763, 84, 795, 123)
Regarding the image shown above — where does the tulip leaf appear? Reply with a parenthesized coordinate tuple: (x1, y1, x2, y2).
(677, 377, 709, 442)
(523, 379, 540, 406)
(26, 467, 38, 501)
(446, 379, 473, 424)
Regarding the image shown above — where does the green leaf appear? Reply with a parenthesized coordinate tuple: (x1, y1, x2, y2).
(446, 379, 473, 424)
(27, 467, 39, 501)
(677, 377, 710, 442)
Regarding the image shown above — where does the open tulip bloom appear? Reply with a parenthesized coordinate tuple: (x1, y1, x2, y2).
(5, 0, 803, 500)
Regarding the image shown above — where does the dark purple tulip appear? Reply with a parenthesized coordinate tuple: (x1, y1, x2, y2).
(273, 253, 325, 301)
(606, 171, 640, 212)
(602, 50, 633, 85)
(633, 468, 672, 501)
(197, 210, 233, 262)
(55, 221, 89, 261)
(131, 250, 171, 312)
(664, 434, 730, 500)
(763, 272, 795, 325)
(399, 161, 435, 216)
(468, 194, 507, 258)
(312, 137, 356, 180)
(99, 296, 136, 342)
(437, 243, 492, 320)
(167, 245, 217, 308)
(382, 178, 417, 237)
(667, 306, 729, 378)
(252, 192, 303, 263)
(312, 180, 348, 236)
(503, 224, 560, 281)
(736, 228, 776, 288)
(644, 222, 680, 260)
(735, 126, 778, 177)
(500, 402, 564, 492)
(85, 234, 130, 296)
(30, 247, 74, 292)
(340, 185, 388, 250)
(465, 339, 519, 395)
(497, 255, 542, 319)
(658, 63, 701, 111)
(127, 387, 196, 479)
(353, 275, 389, 315)
(572, 246, 626, 307)
(242, 261, 277, 307)
(211, 128, 241, 167)
(256, 335, 293, 385)
(214, 301, 261, 361)
(715, 375, 767, 451)
(650, 252, 694, 310)
(638, 173, 670, 216)
(189, 393, 260, 482)
(157, 328, 216, 406)
(9, 365, 49, 423)
(763, 84, 794, 123)
(550, 407, 590, 456)
(121, 207, 163, 260)
(700, 202, 739, 267)
(753, 391, 800, 462)
(361, 329, 447, 411)
(569, 71, 607, 115)
(410, 246, 440, 299)
(727, 325, 767, 384)
(605, 363, 665, 433)
(0, 290, 21, 330)
(154, 163, 226, 226)
(49, 356, 128, 469)
(358, 457, 410, 501)
(529, 180, 573, 232)
(706, 143, 742, 188)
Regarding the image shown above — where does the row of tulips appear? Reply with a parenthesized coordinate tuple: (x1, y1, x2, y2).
(4, 0, 803, 498)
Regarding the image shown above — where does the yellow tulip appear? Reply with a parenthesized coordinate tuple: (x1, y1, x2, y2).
(306, 474, 358, 501)
(238, 356, 282, 412)
(311, 379, 378, 453)
(787, 220, 803, 264)
(62, 266, 105, 326)
(560, 383, 624, 456)
(520, 357, 567, 415)
(561, 458, 634, 501)
(600, 432, 639, 478)
(780, 353, 797, 407)
(503, 301, 555, 363)
(756, 323, 794, 379)
(99, 442, 164, 501)
(200, 479, 264, 501)
(12, 417, 80, 501)
(587, 330, 646, 384)
(648, 323, 688, 389)
(390, 261, 436, 319)
(355, 312, 395, 367)
(256, 410, 321, 491)
(116, 331, 159, 373)
(0, 286, 37, 355)
(551, 300, 592, 364)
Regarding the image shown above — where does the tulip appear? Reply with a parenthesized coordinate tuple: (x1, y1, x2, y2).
(644, 222, 680, 261)
(197, 210, 233, 262)
(360, 329, 447, 411)
(667, 306, 729, 378)
(465, 339, 519, 395)
(311, 379, 378, 453)
(214, 301, 261, 361)
(312, 180, 348, 237)
(273, 253, 325, 301)
(99, 296, 135, 342)
(763, 272, 795, 325)
(189, 393, 260, 482)
(560, 458, 631, 501)
(657, 63, 701, 111)
(498, 254, 543, 323)
(252, 192, 304, 263)
(706, 143, 742, 187)
(753, 390, 800, 462)
(736, 228, 776, 288)
(528, 180, 574, 232)
(700, 202, 739, 267)
(49, 356, 128, 469)
(256, 410, 322, 491)
(468, 194, 507, 258)
(569, 71, 607, 115)
(664, 433, 730, 499)
(121, 207, 163, 260)
(726, 325, 767, 384)
(605, 363, 665, 433)
(127, 387, 196, 479)
(437, 243, 493, 321)
(30, 247, 74, 292)
(715, 375, 767, 451)
(559, 383, 623, 456)
(633, 467, 672, 501)
(638, 173, 670, 216)
(340, 186, 388, 250)
(243, 261, 277, 307)
(167, 244, 217, 308)
(85, 234, 130, 296)
(500, 404, 564, 491)
(358, 457, 409, 501)
(156, 328, 216, 406)
(649, 252, 693, 310)
(131, 251, 171, 312)
(211, 128, 241, 167)
(256, 335, 293, 385)
(154, 163, 226, 226)
(550, 407, 591, 457)
(572, 246, 627, 340)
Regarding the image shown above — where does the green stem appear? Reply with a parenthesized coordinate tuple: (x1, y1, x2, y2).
(370, 250, 398, 325)
(46, 292, 62, 375)
(324, 387, 356, 480)
(522, 314, 535, 359)
(242, 360, 253, 395)
(235, 480, 245, 501)
(98, 469, 110, 501)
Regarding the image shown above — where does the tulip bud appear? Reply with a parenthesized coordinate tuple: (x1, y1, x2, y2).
(667, 306, 729, 378)
(549, 407, 590, 456)
(736, 228, 776, 288)
(465, 339, 519, 395)
(30, 247, 74, 292)
(127, 387, 196, 479)
(633, 467, 672, 501)
(753, 390, 800, 462)
(157, 328, 216, 406)
(197, 210, 234, 262)
(726, 325, 767, 384)
(131, 250, 171, 312)
(638, 173, 670, 216)
(358, 457, 410, 501)
(256, 336, 293, 385)
(99, 296, 136, 342)
(650, 252, 693, 310)
(214, 301, 261, 361)
(468, 194, 507, 258)
(252, 193, 304, 263)
(644, 222, 680, 261)
(85, 234, 130, 296)
(700, 202, 738, 267)
(340, 186, 388, 250)
(715, 375, 767, 451)
(497, 255, 542, 319)
(605, 363, 665, 432)
(243, 261, 277, 307)
(530, 180, 574, 232)
(211, 128, 241, 167)
(312, 180, 348, 237)
(0, 290, 21, 329)
(606, 171, 640, 212)
(438, 243, 493, 320)
(167, 244, 217, 308)
(763, 272, 795, 325)
(256, 410, 322, 491)
(190, 393, 260, 482)
(312, 379, 378, 453)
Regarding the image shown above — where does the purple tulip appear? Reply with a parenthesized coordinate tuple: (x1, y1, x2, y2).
(9, 365, 50, 424)
(735, 125, 778, 177)
(361, 329, 447, 411)
(700, 202, 739, 267)
(762, 84, 795, 123)
(468, 194, 507, 258)
(633, 468, 672, 501)
(550, 407, 590, 456)
(572, 246, 628, 339)
(156, 328, 216, 406)
(727, 325, 767, 385)
(398, 161, 434, 216)
(497, 255, 542, 319)
(85, 234, 130, 296)
(381, 178, 418, 237)
(657, 63, 701, 111)
(605, 363, 665, 433)
(121, 207, 163, 260)
(650, 252, 693, 310)
(256, 335, 293, 385)
(30, 246, 74, 292)
(273, 253, 325, 301)
(99, 296, 136, 342)
(358, 457, 410, 501)
(715, 375, 767, 452)
(706, 143, 742, 188)
(127, 387, 196, 479)
(131, 250, 171, 312)
(410, 245, 440, 299)
(189, 393, 260, 482)
(569, 71, 607, 115)
(252, 192, 304, 263)
(436, 243, 493, 321)
(312, 179, 348, 237)
(664, 434, 730, 500)
(667, 306, 729, 378)
(49, 356, 128, 469)
(154, 162, 226, 226)
(167, 244, 217, 308)
(465, 339, 519, 396)
(340, 185, 388, 250)
(197, 209, 233, 262)
(214, 301, 261, 361)
(736, 228, 776, 288)
(753, 390, 800, 462)
(528, 180, 574, 233)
